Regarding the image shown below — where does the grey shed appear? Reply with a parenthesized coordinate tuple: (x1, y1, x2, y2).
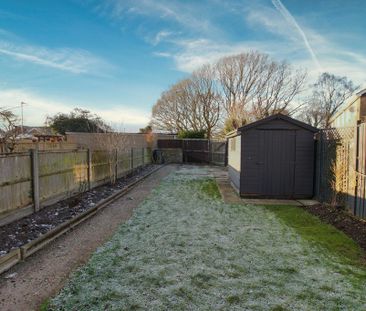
(227, 114, 318, 199)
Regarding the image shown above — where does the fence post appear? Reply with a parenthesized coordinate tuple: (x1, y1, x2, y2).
(353, 125, 359, 215)
(115, 149, 118, 180)
(30, 149, 40, 212)
(142, 147, 145, 166)
(317, 131, 323, 199)
(131, 148, 134, 171)
(224, 139, 228, 167)
(208, 140, 211, 164)
(182, 139, 185, 163)
(87, 149, 92, 190)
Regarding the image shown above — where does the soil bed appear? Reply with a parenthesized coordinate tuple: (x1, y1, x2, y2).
(0, 165, 160, 256)
(301, 204, 366, 252)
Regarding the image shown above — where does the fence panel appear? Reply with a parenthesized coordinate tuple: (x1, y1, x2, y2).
(157, 139, 183, 149)
(183, 139, 209, 163)
(116, 151, 131, 178)
(210, 141, 227, 165)
(157, 139, 226, 165)
(132, 148, 144, 168)
(0, 146, 153, 225)
(315, 127, 355, 210)
(39, 150, 88, 204)
(0, 153, 32, 217)
(91, 150, 115, 187)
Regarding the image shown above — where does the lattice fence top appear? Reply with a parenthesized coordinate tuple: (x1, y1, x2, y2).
(317, 127, 355, 141)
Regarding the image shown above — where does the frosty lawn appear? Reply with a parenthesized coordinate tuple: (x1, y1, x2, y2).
(50, 167, 366, 310)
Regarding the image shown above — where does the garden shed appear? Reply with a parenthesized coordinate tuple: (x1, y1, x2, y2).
(227, 114, 318, 199)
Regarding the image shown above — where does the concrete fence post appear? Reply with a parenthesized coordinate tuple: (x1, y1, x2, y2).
(87, 149, 92, 190)
(30, 149, 40, 212)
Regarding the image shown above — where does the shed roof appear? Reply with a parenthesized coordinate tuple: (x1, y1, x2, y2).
(237, 113, 318, 133)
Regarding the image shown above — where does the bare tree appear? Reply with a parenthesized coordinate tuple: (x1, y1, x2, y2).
(304, 72, 358, 128)
(152, 64, 221, 138)
(152, 51, 307, 135)
(251, 60, 306, 119)
(303, 104, 323, 128)
(151, 84, 190, 133)
(0, 108, 19, 153)
(190, 64, 221, 139)
(216, 51, 266, 128)
(91, 125, 135, 185)
(216, 51, 306, 130)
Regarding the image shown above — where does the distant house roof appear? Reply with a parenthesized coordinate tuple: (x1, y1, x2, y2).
(237, 113, 318, 133)
(23, 126, 54, 135)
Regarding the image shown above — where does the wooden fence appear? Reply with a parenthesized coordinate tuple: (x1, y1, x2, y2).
(0, 147, 151, 225)
(157, 139, 227, 165)
(316, 124, 366, 218)
(355, 123, 366, 217)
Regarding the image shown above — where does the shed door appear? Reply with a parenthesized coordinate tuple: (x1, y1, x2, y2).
(258, 130, 296, 197)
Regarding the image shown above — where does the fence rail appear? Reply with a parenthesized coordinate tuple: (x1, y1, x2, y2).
(0, 147, 151, 226)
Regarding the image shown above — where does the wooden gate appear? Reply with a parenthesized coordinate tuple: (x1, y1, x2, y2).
(157, 139, 226, 165)
(183, 139, 209, 163)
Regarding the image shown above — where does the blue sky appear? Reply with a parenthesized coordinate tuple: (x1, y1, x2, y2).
(0, 0, 365, 131)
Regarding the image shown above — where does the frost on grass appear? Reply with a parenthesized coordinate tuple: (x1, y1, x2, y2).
(50, 168, 366, 310)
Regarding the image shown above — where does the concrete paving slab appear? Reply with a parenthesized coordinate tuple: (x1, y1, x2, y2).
(297, 199, 320, 206)
(209, 166, 319, 207)
(241, 199, 301, 206)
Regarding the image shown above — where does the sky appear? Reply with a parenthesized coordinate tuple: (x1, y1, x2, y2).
(0, 0, 365, 131)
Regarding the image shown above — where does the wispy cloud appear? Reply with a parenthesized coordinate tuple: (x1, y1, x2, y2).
(240, 2, 366, 85)
(0, 40, 110, 74)
(0, 88, 149, 129)
(155, 38, 280, 72)
(152, 30, 175, 45)
(89, 0, 366, 86)
(95, 0, 220, 36)
(271, 0, 322, 71)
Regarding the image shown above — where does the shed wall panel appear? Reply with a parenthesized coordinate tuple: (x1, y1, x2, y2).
(228, 166, 240, 192)
(237, 116, 316, 199)
(228, 136, 241, 172)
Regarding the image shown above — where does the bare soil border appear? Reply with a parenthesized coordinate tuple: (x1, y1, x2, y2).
(301, 204, 366, 252)
(0, 165, 163, 275)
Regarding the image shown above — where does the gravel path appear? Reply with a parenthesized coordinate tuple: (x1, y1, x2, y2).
(0, 165, 177, 311)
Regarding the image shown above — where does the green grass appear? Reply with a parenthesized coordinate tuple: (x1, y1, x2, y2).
(50, 168, 366, 310)
(199, 178, 221, 199)
(264, 205, 365, 267)
(39, 299, 50, 311)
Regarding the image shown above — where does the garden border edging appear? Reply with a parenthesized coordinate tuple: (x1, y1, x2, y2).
(0, 165, 164, 274)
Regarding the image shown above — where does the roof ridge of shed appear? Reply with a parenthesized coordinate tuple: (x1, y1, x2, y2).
(237, 113, 318, 132)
